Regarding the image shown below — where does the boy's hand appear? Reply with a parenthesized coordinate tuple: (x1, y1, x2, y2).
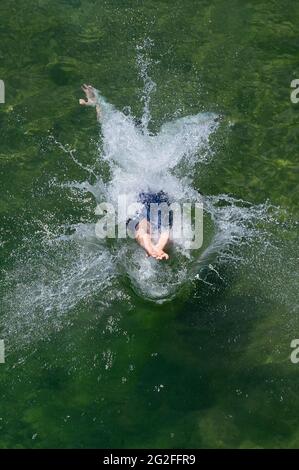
(79, 84, 97, 106)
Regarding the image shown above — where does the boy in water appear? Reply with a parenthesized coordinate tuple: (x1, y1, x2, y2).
(80, 84, 171, 260)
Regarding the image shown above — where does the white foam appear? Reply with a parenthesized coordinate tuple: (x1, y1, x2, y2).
(1, 43, 287, 347)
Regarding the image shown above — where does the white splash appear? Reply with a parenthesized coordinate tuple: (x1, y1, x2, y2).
(0, 43, 284, 348)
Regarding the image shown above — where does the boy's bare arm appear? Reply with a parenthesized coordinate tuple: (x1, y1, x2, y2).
(79, 84, 101, 120)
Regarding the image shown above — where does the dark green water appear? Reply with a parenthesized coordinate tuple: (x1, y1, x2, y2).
(0, 0, 298, 448)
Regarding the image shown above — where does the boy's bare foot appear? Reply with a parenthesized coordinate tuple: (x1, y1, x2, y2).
(153, 231, 170, 260)
(135, 220, 169, 260)
(153, 247, 169, 260)
(143, 244, 167, 259)
(146, 246, 159, 258)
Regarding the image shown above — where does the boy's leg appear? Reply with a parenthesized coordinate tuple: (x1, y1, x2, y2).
(135, 219, 159, 258)
(155, 231, 169, 251)
(154, 231, 170, 260)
